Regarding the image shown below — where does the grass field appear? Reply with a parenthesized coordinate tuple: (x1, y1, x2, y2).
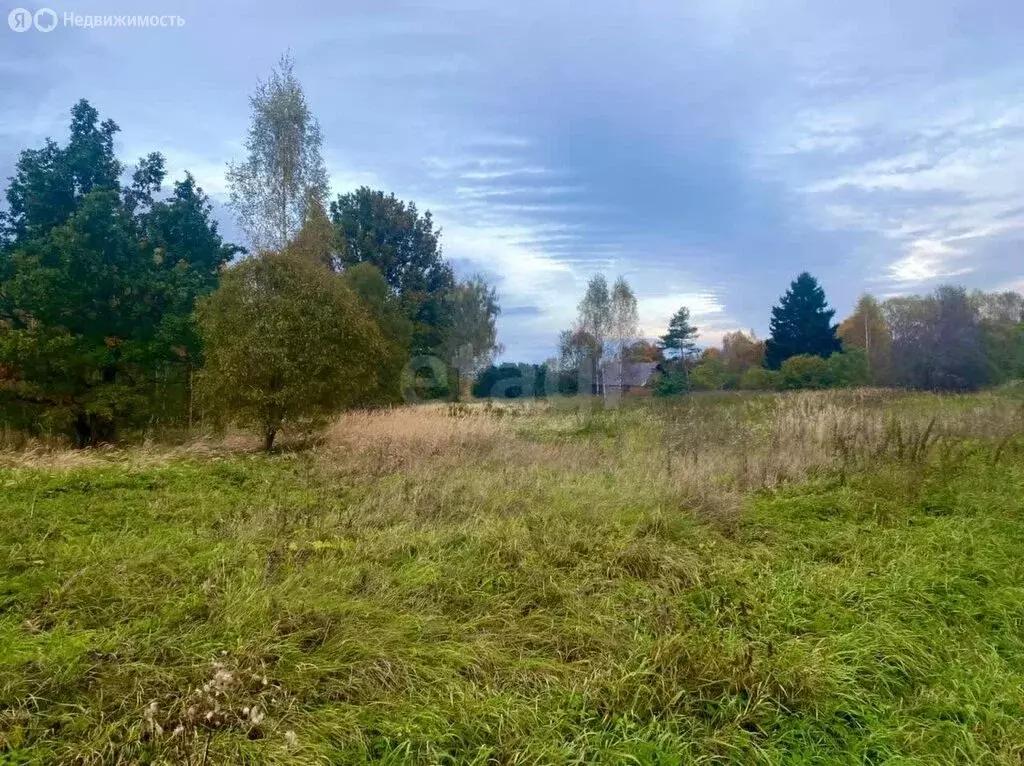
(2, 390, 1024, 764)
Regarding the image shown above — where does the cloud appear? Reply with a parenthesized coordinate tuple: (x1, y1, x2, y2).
(3, 0, 1023, 361)
(765, 69, 1024, 294)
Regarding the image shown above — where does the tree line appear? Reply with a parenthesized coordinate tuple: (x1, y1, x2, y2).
(473, 271, 1024, 398)
(0, 55, 502, 448)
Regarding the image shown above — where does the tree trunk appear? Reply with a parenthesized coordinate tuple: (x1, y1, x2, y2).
(452, 366, 467, 402)
(73, 412, 116, 448)
(74, 413, 91, 448)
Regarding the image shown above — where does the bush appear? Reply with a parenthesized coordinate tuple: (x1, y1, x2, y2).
(690, 359, 728, 391)
(740, 367, 779, 391)
(473, 363, 547, 399)
(197, 252, 383, 450)
(780, 354, 833, 390)
(827, 349, 870, 388)
(654, 371, 689, 397)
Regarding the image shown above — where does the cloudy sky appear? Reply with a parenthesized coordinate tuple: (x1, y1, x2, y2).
(3, 0, 1024, 359)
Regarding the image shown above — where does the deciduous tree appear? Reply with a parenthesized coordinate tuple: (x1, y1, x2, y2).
(884, 287, 989, 391)
(226, 53, 328, 253)
(720, 330, 764, 374)
(838, 295, 892, 384)
(331, 187, 455, 354)
(197, 252, 382, 450)
(442, 275, 503, 399)
(340, 262, 413, 405)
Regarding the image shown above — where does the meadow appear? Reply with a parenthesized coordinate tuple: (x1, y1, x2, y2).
(2, 389, 1024, 764)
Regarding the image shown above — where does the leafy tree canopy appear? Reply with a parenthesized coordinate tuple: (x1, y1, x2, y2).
(226, 54, 328, 253)
(331, 187, 455, 354)
(197, 252, 382, 450)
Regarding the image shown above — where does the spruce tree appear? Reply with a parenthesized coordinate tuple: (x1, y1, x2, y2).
(764, 272, 842, 369)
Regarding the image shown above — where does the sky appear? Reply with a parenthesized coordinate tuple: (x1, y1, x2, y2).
(3, 0, 1024, 361)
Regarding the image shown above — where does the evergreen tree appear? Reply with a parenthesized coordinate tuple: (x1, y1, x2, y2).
(0, 100, 238, 445)
(764, 272, 842, 369)
(659, 306, 699, 361)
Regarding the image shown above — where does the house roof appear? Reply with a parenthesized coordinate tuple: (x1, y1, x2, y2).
(600, 361, 659, 387)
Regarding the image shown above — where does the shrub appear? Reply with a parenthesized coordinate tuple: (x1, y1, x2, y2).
(690, 358, 728, 391)
(654, 371, 689, 397)
(473, 363, 547, 399)
(780, 354, 833, 390)
(740, 367, 779, 391)
(827, 348, 870, 388)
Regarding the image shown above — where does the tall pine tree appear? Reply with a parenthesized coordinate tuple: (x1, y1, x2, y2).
(764, 272, 842, 369)
(659, 306, 699, 361)
(0, 100, 239, 444)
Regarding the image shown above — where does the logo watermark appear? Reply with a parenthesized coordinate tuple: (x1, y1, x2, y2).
(8, 8, 185, 32)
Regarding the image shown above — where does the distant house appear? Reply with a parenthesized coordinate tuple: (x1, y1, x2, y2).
(599, 360, 660, 395)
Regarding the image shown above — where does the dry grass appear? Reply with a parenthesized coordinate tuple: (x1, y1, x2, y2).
(326, 403, 512, 457)
(3, 388, 1024, 763)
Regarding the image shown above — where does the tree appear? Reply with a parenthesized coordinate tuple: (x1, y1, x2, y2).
(340, 262, 413, 405)
(765, 272, 842, 369)
(0, 100, 238, 445)
(884, 287, 989, 391)
(659, 306, 699, 362)
(720, 330, 765, 374)
(572, 275, 612, 393)
(331, 187, 455, 354)
(625, 340, 665, 363)
(290, 193, 336, 269)
(226, 53, 328, 253)
(290, 202, 406, 405)
(197, 252, 382, 450)
(931, 286, 989, 390)
(838, 295, 892, 384)
(779, 354, 833, 390)
(606, 276, 640, 399)
(610, 277, 640, 362)
(472, 362, 547, 399)
(442, 275, 503, 399)
(557, 328, 600, 394)
(974, 290, 1024, 383)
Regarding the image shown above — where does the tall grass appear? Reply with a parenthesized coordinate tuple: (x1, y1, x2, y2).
(1, 390, 1023, 763)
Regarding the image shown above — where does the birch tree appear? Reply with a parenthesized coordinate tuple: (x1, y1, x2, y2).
(227, 54, 329, 253)
(610, 276, 640, 388)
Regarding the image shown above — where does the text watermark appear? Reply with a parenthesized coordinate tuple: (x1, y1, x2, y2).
(8, 8, 185, 32)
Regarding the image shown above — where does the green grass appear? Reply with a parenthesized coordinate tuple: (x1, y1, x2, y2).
(2, 392, 1024, 763)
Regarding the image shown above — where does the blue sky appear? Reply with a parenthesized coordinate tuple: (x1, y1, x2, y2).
(4, 0, 1024, 360)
